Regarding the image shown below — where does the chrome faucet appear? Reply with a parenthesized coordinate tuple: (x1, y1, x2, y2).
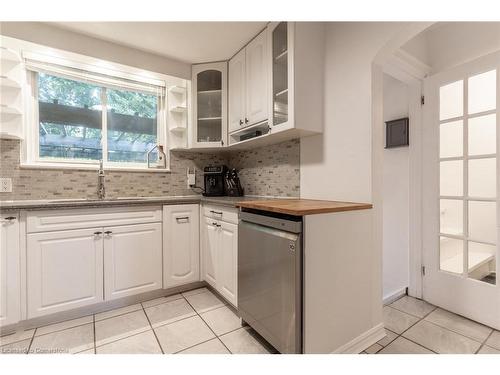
(97, 159, 105, 199)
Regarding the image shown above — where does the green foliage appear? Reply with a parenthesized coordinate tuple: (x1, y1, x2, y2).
(38, 73, 159, 162)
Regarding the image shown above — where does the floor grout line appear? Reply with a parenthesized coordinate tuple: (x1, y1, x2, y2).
(182, 294, 233, 354)
(26, 327, 37, 355)
(173, 336, 222, 354)
(93, 314, 96, 354)
(149, 312, 198, 330)
(142, 304, 164, 354)
(94, 327, 155, 351)
(475, 329, 495, 354)
(94, 306, 144, 323)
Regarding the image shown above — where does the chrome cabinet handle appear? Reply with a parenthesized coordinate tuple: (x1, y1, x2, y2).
(176, 216, 190, 223)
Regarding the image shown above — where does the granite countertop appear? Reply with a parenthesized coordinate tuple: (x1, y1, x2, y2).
(0, 195, 279, 210)
(236, 199, 373, 216)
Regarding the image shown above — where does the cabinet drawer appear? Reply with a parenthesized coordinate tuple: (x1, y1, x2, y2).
(27, 206, 162, 233)
(202, 204, 238, 224)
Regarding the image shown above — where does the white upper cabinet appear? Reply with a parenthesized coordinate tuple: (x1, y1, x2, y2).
(103, 223, 162, 300)
(163, 204, 200, 288)
(228, 48, 246, 133)
(0, 213, 20, 327)
(191, 62, 228, 148)
(245, 29, 269, 126)
(228, 28, 270, 141)
(268, 22, 324, 136)
(27, 228, 104, 318)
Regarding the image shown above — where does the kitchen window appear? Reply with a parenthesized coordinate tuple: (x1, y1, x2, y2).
(23, 53, 170, 171)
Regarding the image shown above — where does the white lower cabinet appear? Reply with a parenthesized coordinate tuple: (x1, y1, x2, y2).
(1, 213, 21, 327)
(26, 207, 163, 318)
(104, 223, 162, 300)
(202, 217, 219, 289)
(27, 228, 104, 318)
(218, 221, 238, 305)
(201, 206, 238, 307)
(163, 205, 200, 288)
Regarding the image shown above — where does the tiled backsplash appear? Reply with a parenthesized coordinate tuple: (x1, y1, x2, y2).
(0, 139, 300, 200)
(227, 139, 300, 197)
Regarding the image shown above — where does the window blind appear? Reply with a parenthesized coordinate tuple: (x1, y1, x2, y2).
(23, 51, 165, 95)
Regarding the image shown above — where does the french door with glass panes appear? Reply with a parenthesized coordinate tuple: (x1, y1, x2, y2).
(422, 51, 500, 329)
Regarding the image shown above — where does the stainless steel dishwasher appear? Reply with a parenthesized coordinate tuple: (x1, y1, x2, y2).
(238, 209, 303, 354)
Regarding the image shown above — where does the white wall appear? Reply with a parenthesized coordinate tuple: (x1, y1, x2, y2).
(382, 74, 410, 302)
(300, 22, 424, 202)
(300, 21, 430, 348)
(0, 22, 191, 79)
(402, 22, 500, 73)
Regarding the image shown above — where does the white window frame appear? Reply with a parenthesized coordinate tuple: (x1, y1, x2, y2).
(21, 52, 178, 173)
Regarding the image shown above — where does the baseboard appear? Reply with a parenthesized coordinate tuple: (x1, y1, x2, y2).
(383, 287, 407, 305)
(332, 323, 386, 354)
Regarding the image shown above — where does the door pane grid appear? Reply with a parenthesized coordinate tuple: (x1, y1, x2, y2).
(439, 69, 498, 284)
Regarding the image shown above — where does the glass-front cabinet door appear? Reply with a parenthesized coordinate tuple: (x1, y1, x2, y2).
(191, 62, 227, 148)
(270, 22, 293, 130)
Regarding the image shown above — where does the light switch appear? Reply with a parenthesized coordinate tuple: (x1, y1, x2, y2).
(0, 178, 12, 193)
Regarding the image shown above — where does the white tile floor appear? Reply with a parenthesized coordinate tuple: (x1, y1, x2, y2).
(0, 288, 276, 354)
(368, 295, 500, 354)
(3, 291, 500, 354)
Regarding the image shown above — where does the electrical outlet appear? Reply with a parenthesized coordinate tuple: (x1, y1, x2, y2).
(0, 178, 12, 193)
(187, 168, 196, 188)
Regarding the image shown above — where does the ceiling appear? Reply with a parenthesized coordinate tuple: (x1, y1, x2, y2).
(50, 22, 268, 64)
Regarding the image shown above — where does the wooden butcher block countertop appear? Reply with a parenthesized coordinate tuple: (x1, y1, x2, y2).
(236, 199, 373, 216)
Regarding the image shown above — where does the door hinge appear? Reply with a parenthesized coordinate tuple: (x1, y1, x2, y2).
(421, 266, 426, 276)
(421, 95, 425, 105)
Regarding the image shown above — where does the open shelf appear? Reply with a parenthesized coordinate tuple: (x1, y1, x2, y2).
(198, 89, 222, 95)
(198, 117, 222, 121)
(0, 105, 21, 121)
(169, 106, 187, 113)
(274, 50, 288, 63)
(169, 86, 187, 95)
(0, 75, 21, 89)
(0, 47, 21, 64)
(275, 88, 288, 98)
(169, 125, 186, 132)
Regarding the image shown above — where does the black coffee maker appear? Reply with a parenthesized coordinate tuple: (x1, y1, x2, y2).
(224, 168, 244, 197)
(203, 165, 227, 196)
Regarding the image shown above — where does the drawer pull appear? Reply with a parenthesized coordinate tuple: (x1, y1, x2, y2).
(104, 231, 113, 235)
(93, 231, 102, 235)
(1, 216, 16, 223)
(210, 210, 223, 216)
(176, 216, 190, 223)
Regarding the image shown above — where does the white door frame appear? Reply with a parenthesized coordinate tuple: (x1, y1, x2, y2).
(382, 49, 431, 299)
